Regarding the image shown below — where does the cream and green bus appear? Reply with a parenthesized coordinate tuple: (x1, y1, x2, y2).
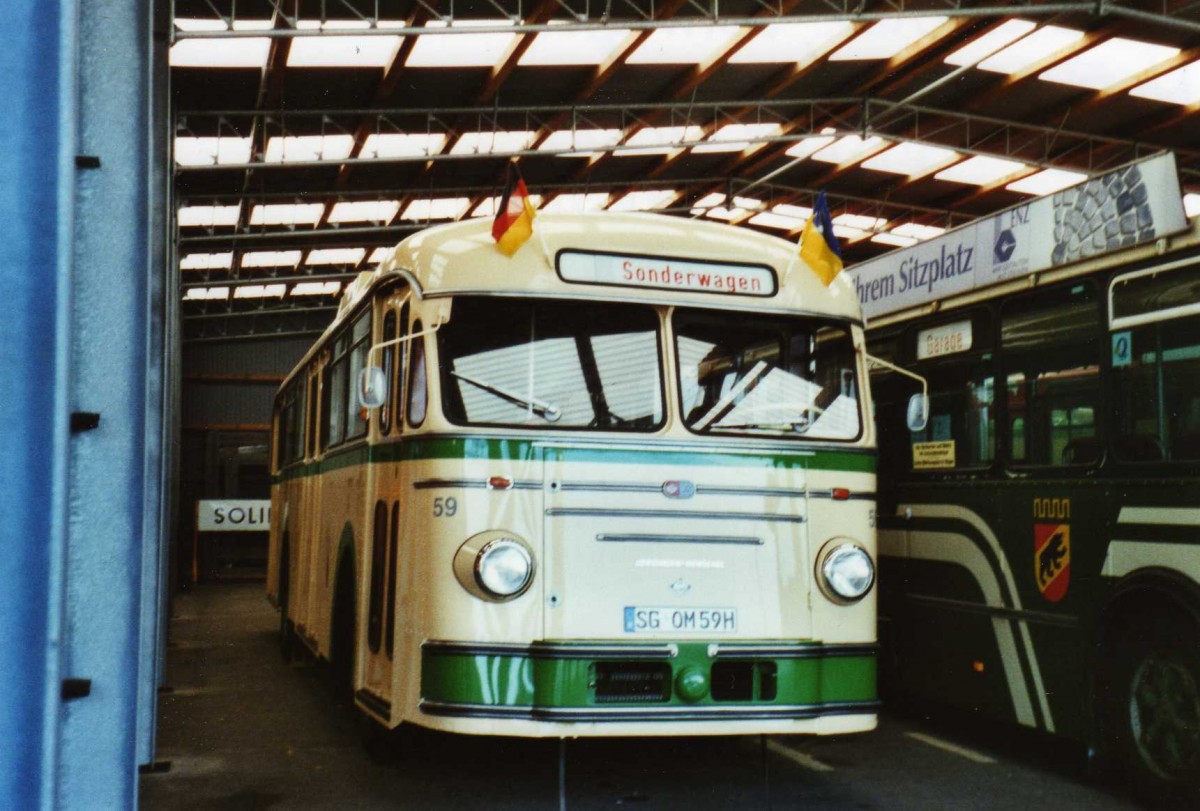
(267, 212, 880, 742)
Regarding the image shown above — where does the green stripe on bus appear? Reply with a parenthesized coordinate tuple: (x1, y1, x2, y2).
(273, 437, 875, 483)
(419, 644, 876, 709)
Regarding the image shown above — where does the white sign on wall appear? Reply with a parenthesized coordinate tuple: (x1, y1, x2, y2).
(847, 153, 1189, 320)
(197, 500, 271, 532)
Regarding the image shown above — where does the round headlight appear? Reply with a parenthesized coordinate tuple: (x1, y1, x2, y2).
(476, 538, 533, 598)
(821, 543, 875, 602)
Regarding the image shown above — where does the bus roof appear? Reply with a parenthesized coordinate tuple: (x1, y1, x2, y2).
(337, 212, 860, 325)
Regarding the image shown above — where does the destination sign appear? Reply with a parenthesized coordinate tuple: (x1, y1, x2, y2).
(558, 250, 777, 297)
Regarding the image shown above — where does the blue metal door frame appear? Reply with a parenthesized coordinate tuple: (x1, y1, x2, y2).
(0, 1, 167, 807)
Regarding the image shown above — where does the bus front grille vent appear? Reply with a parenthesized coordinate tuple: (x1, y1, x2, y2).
(711, 661, 778, 702)
(591, 662, 672, 703)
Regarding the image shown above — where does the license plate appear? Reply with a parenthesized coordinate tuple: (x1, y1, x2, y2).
(623, 606, 737, 633)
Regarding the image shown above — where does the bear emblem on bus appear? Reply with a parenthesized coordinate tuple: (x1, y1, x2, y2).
(1034, 523, 1070, 602)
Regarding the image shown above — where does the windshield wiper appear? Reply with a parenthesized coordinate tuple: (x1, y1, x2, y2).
(714, 418, 814, 433)
(450, 371, 562, 422)
(692, 361, 769, 432)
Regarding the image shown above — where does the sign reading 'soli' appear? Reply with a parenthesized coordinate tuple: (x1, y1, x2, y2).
(197, 500, 271, 532)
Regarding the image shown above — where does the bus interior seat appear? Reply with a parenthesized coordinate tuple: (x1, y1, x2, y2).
(1061, 437, 1101, 465)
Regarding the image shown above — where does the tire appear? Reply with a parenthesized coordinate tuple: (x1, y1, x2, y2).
(1105, 614, 1200, 803)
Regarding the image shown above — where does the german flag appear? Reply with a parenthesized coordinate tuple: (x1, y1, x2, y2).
(799, 190, 843, 286)
(492, 164, 536, 257)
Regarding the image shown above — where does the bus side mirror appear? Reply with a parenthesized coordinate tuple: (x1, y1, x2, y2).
(906, 393, 929, 433)
(357, 367, 387, 410)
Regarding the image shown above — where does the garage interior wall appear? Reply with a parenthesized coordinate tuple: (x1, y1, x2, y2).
(0, 0, 168, 807)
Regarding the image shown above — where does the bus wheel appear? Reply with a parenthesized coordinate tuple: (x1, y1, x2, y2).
(1107, 616, 1200, 801)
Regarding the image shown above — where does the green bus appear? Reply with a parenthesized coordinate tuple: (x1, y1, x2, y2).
(863, 159, 1198, 799)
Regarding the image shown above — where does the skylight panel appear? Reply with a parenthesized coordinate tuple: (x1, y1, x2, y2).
(934, 155, 1029, 185)
(692, 193, 727, 211)
(248, 203, 325, 226)
(626, 26, 742, 64)
(860, 142, 959, 177)
(811, 135, 887, 165)
(829, 16, 948, 61)
(542, 193, 611, 213)
(1185, 193, 1200, 218)
(406, 20, 518, 68)
(328, 200, 401, 223)
(944, 20, 1037, 67)
(368, 247, 393, 264)
(784, 129, 837, 159)
(235, 284, 287, 299)
(748, 212, 804, 231)
(890, 222, 947, 240)
(450, 131, 537, 156)
(608, 190, 679, 211)
(1131, 61, 1200, 105)
(834, 213, 886, 231)
(401, 198, 472, 221)
(307, 248, 367, 265)
(360, 133, 447, 158)
(977, 26, 1084, 74)
(184, 287, 230, 300)
(1006, 168, 1088, 196)
(170, 19, 272, 68)
(470, 195, 544, 218)
(180, 252, 233, 270)
(692, 123, 783, 154)
(703, 206, 745, 222)
(175, 136, 253, 166)
(613, 126, 706, 156)
(287, 20, 402, 68)
(241, 250, 302, 268)
(702, 197, 761, 221)
(773, 204, 813, 220)
(292, 281, 343, 296)
(264, 135, 355, 163)
(1040, 38, 1179, 90)
(872, 233, 918, 247)
(177, 205, 240, 227)
(518, 28, 631, 66)
(831, 225, 869, 242)
(729, 21, 855, 64)
(538, 129, 624, 157)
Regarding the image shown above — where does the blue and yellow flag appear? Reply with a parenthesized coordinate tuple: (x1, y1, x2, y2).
(799, 190, 843, 286)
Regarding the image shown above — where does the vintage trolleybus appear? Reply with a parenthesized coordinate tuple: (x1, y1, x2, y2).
(267, 212, 880, 742)
(862, 154, 1199, 798)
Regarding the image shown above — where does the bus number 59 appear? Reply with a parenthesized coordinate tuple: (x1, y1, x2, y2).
(433, 497, 457, 517)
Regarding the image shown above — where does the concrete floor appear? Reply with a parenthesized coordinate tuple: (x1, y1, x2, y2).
(140, 583, 1138, 810)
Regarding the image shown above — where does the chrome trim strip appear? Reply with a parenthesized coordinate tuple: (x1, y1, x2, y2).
(421, 640, 679, 660)
(708, 643, 878, 659)
(597, 533, 763, 546)
(545, 507, 805, 523)
(414, 478, 540, 490)
(419, 700, 880, 722)
(356, 688, 392, 720)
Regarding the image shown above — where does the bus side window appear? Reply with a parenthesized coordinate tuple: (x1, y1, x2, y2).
(379, 310, 397, 435)
(306, 371, 318, 457)
(408, 319, 427, 427)
(907, 364, 995, 470)
(1112, 317, 1200, 461)
(395, 303, 410, 431)
(327, 335, 349, 447)
(346, 309, 372, 442)
(1001, 283, 1100, 467)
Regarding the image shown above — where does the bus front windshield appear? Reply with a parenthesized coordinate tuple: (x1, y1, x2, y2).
(439, 297, 664, 430)
(675, 309, 861, 441)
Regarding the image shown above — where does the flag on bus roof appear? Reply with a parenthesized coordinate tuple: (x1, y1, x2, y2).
(492, 163, 537, 257)
(799, 190, 843, 286)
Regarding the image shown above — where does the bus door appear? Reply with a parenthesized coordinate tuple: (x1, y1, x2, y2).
(295, 362, 323, 646)
(361, 297, 408, 715)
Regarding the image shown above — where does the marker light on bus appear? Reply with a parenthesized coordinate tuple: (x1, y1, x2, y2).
(453, 531, 535, 602)
(818, 542, 875, 603)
